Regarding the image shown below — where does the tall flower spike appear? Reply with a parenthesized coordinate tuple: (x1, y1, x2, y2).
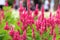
(4, 22, 9, 30)
(17, 21, 20, 26)
(34, 4, 38, 16)
(19, 1, 24, 12)
(32, 28, 35, 39)
(22, 30, 27, 40)
(27, 0, 30, 9)
(52, 33, 56, 40)
(1, 11, 4, 19)
(9, 27, 14, 37)
(41, 5, 44, 21)
(50, 12, 52, 19)
(13, 31, 20, 40)
(5, 0, 8, 6)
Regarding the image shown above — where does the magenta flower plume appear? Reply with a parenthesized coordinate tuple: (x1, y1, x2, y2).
(21, 25, 27, 31)
(13, 31, 20, 40)
(50, 12, 52, 19)
(27, 0, 30, 9)
(5, 0, 8, 6)
(50, 28, 54, 35)
(26, 15, 34, 25)
(9, 27, 14, 37)
(32, 28, 35, 39)
(41, 5, 44, 21)
(22, 30, 27, 40)
(19, 2, 24, 13)
(4, 22, 9, 30)
(34, 4, 38, 16)
(35, 20, 41, 31)
(55, 8, 60, 25)
(52, 33, 56, 40)
(17, 21, 20, 26)
(1, 11, 4, 19)
(20, 12, 28, 23)
(39, 20, 46, 35)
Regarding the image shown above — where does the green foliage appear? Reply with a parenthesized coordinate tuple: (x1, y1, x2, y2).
(3, 6, 11, 11)
(0, 6, 13, 40)
(8, 0, 14, 6)
(35, 31, 42, 40)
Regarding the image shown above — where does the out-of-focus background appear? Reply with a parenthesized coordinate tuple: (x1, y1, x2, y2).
(0, 0, 60, 11)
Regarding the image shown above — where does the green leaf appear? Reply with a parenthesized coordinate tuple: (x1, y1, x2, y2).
(35, 31, 42, 40)
(27, 36, 32, 40)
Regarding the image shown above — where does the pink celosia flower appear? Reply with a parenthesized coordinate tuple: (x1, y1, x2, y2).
(22, 30, 27, 40)
(34, 4, 38, 16)
(26, 15, 34, 25)
(35, 20, 41, 31)
(32, 28, 35, 39)
(0, 10, 4, 24)
(17, 21, 20, 26)
(13, 31, 20, 40)
(9, 27, 14, 37)
(19, 2, 24, 13)
(27, 0, 30, 9)
(1, 10, 4, 19)
(5, 0, 8, 6)
(52, 33, 56, 40)
(4, 22, 9, 30)
(21, 25, 27, 31)
(55, 7, 60, 25)
(20, 12, 28, 23)
(41, 5, 44, 21)
(50, 28, 54, 35)
(39, 20, 46, 35)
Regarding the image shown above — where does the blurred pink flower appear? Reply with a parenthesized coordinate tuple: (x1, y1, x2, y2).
(52, 33, 56, 40)
(5, 0, 8, 6)
(13, 31, 21, 40)
(4, 22, 9, 30)
(32, 28, 35, 39)
(19, 3, 24, 13)
(35, 20, 41, 31)
(9, 27, 14, 37)
(22, 30, 27, 40)
(17, 21, 20, 26)
(34, 4, 38, 16)
(26, 15, 34, 25)
(21, 25, 27, 31)
(41, 5, 44, 21)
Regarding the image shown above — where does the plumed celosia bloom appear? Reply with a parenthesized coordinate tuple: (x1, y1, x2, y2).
(19, 2, 24, 13)
(55, 7, 60, 25)
(13, 31, 21, 40)
(34, 4, 38, 16)
(4, 22, 9, 30)
(1, 10, 4, 19)
(39, 20, 46, 35)
(41, 5, 44, 21)
(32, 28, 35, 39)
(9, 27, 14, 37)
(5, 0, 8, 6)
(47, 12, 56, 35)
(0, 10, 4, 24)
(21, 25, 27, 31)
(21, 30, 27, 40)
(27, 0, 30, 9)
(17, 21, 20, 26)
(20, 12, 28, 23)
(35, 20, 41, 31)
(52, 33, 56, 40)
(26, 15, 34, 25)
